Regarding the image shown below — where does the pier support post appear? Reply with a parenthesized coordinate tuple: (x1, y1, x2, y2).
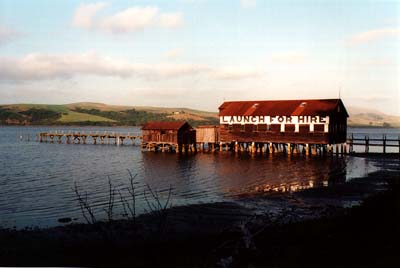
(292, 144, 298, 154)
(327, 144, 333, 155)
(383, 135, 386, 154)
(311, 145, 317, 156)
(251, 142, 255, 154)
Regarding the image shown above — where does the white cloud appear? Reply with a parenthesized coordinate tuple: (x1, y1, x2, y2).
(72, 3, 184, 34)
(347, 95, 392, 103)
(100, 6, 159, 33)
(0, 24, 20, 45)
(0, 52, 263, 82)
(347, 28, 400, 46)
(210, 67, 263, 80)
(358, 58, 395, 66)
(163, 48, 184, 59)
(72, 2, 108, 29)
(271, 52, 307, 64)
(158, 12, 184, 28)
(240, 0, 257, 9)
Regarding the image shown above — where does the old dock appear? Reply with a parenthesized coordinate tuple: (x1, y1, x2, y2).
(35, 130, 399, 156)
(347, 134, 400, 154)
(39, 131, 142, 145)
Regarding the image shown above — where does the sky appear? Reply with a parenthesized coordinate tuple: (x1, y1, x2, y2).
(0, 0, 399, 114)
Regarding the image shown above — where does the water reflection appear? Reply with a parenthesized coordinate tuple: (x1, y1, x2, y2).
(142, 152, 349, 201)
(0, 126, 376, 229)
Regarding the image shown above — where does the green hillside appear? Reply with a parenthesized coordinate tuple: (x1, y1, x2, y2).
(58, 111, 116, 123)
(0, 103, 219, 126)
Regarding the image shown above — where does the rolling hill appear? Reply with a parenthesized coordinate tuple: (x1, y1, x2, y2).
(347, 107, 400, 128)
(0, 102, 219, 126)
(0, 102, 398, 128)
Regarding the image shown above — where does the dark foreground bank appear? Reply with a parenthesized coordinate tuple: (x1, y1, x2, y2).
(1, 157, 399, 267)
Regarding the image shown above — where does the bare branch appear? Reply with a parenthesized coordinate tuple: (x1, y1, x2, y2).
(73, 181, 96, 224)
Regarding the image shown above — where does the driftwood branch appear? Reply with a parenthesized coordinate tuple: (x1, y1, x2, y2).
(103, 176, 116, 221)
(73, 181, 97, 224)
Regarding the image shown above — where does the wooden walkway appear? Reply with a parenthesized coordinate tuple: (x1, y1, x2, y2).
(347, 134, 400, 154)
(39, 131, 142, 145)
(35, 131, 400, 156)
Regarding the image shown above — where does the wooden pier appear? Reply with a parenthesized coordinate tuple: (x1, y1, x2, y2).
(347, 134, 400, 155)
(35, 130, 400, 157)
(39, 131, 142, 145)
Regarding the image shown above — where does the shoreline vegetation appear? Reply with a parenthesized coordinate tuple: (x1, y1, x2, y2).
(1, 155, 399, 267)
(1, 102, 400, 128)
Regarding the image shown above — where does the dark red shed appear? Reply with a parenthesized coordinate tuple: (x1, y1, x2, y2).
(141, 121, 195, 145)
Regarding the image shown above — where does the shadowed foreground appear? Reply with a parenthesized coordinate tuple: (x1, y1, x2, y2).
(1, 165, 399, 267)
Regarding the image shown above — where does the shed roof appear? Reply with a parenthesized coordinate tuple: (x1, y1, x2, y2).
(219, 99, 348, 117)
(141, 121, 189, 130)
(196, 125, 219, 128)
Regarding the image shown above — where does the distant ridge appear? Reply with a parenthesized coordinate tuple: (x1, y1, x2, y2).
(347, 106, 400, 128)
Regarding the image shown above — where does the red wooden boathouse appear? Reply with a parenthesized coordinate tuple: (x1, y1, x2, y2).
(218, 99, 348, 154)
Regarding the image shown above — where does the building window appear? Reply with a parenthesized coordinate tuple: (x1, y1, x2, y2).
(228, 125, 233, 132)
(258, 124, 267, 132)
(314, 124, 325, 132)
(245, 124, 253, 132)
(240, 125, 245, 132)
(299, 125, 309, 133)
(285, 124, 296, 132)
(270, 124, 281, 132)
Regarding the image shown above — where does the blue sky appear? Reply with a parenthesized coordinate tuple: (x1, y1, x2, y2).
(0, 0, 399, 114)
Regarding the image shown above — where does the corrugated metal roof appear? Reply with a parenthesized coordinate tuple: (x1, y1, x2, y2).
(142, 121, 188, 130)
(196, 125, 219, 128)
(219, 99, 348, 117)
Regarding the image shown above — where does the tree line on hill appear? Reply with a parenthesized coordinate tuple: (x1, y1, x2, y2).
(0, 108, 61, 125)
(0, 107, 219, 126)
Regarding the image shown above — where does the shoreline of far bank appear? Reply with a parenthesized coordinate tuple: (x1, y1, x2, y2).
(1, 155, 399, 267)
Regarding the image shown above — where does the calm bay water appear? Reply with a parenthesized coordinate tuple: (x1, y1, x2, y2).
(0, 126, 395, 229)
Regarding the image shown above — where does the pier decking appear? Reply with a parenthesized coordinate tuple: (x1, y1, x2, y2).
(347, 134, 400, 154)
(39, 131, 142, 145)
(35, 130, 400, 156)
